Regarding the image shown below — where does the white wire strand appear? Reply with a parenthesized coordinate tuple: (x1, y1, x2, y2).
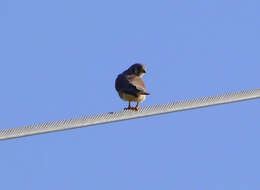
(0, 88, 259, 141)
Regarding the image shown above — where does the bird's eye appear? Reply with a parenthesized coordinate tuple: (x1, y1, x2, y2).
(133, 67, 138, 74)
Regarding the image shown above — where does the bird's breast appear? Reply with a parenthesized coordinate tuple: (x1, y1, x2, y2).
(119, 92, 146, 103)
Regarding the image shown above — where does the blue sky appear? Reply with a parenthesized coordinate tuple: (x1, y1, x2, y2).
(1, 0, 260, 189)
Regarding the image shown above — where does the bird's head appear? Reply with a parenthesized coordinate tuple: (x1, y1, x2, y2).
(126, 63, 147, 77)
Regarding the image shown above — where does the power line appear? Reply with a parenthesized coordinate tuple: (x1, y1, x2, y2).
(0, 88, 259, 141)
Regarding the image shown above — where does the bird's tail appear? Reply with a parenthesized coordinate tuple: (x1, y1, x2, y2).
(141, 92, 150, 95)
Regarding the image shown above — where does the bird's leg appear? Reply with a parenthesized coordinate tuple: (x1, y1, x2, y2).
(134, 102, 140, 111)
(124, 101, 132, 110)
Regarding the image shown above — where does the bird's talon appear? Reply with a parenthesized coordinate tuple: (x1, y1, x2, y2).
(134, 106, 139, 111)
(124, 106, 139, 111)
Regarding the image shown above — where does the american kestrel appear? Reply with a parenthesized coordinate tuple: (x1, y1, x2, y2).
(115, 63, 150, 111)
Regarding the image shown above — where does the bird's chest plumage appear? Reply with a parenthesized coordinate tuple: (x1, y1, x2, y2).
(119, 92, 146, 103)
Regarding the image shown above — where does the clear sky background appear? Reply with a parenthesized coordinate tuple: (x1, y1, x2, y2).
(1, 0, 260, 189)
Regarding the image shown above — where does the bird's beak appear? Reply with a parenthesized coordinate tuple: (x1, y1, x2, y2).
(142, 69, 146, 73)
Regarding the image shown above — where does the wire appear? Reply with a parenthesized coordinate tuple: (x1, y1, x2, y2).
(0, 88, 259, 141)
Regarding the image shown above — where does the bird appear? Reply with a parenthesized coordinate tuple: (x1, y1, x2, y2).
(115, 63, 150, 111)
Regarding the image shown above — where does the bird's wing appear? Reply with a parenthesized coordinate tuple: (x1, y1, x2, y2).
(116, 74, 149, 97)
(127, 75, 147, 93)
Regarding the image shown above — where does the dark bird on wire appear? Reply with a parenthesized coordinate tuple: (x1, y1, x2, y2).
(115, 63, 150, 111)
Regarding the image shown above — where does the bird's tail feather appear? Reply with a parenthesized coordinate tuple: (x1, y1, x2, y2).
(141, 92, 150, 95)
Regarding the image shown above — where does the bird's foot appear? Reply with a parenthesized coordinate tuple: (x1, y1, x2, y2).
(124, 106, 139, 111)
(124, 106, 133, 110)
(134, 106, 140, 111)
